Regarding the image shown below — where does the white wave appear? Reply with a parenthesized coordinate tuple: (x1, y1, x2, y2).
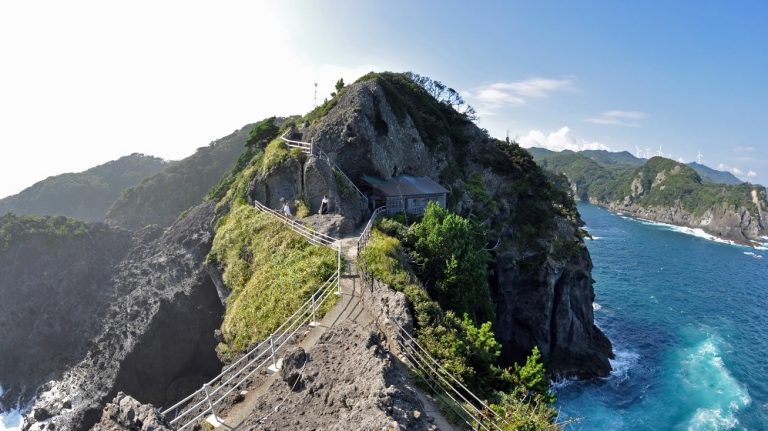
(625, 216, 746, 247)
(592, 302, 602, 311)
(608, 350, 640, 383)
(680, 337, 751, 430)
(743, 252, 763, 259)
(0, 386, 23, 431)
(0, 409, 22, 431)
(589, 236, 603, 240)
(550, 377, 574, 390)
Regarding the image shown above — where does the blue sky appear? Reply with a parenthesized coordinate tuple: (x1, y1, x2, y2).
(0, 1, 766, 198)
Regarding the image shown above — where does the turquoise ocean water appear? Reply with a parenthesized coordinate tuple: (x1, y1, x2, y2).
(556, 203, 768, 430)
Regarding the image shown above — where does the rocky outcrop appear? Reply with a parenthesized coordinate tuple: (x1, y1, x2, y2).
(495, 220, 612, 378)
(247, 148, 366, 236)
(240, 322, 437, 431)
(0, 222, 133, 410)
(295, 76, 613, 378)
(91, 393, 171, 431)
(606, 165, 768, 246)
(23, 202, 224, 431)
(607, 200, 767, 245)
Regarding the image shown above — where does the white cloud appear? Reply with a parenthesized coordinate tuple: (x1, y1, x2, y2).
(678, 157, 685, 163)
(748, 171, 758, 178)
(734, 146, 755, 153)
(585, 110, 647, 127)
(465, 77, 573, 115)
(518, 126, 609, 152)
(718, 163, 747, 177)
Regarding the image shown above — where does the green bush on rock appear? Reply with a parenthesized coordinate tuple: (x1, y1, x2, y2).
(208, 204, 337, 353)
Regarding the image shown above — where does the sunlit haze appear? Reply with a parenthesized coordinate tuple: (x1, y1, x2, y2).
(1, 1, 766, 198)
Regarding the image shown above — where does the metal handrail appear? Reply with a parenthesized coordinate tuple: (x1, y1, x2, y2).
(253, 199, 338, 247)
(357, 206, 387, 256)
(162, 273, 340, 429)
(278, 133, 368, 211)
(314, 148, 369, 211)
(280, 133, 312, 154)
(390, 318, 504, 431)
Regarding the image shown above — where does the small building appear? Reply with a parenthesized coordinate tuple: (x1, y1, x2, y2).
(363, 175, 448, 215)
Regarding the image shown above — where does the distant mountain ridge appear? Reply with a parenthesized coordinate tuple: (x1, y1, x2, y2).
(104, 124, 256, 230)
(0, 154, 167, 222)
(527, 147, 742, 185)
(527, 148, 767, 245)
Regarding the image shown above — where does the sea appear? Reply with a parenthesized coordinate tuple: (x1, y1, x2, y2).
(556, 203, 768, 430)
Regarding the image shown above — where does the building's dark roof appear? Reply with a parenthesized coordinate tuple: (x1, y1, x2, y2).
(363, 175, 448, 196)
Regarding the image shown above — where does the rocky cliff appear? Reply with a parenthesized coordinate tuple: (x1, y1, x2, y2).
(532, 151, 768, 246)
(293, 73, 613, 377)
(606, 160, 767, 245)
(0, 216, 133, 410)
(21, 202, 224, 431)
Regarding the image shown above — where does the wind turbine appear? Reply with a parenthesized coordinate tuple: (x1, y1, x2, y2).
(697, 150, 703, 164)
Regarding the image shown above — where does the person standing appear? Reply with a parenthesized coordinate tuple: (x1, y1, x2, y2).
(319, 195, 329, 215)
(283, 201, 293, 218)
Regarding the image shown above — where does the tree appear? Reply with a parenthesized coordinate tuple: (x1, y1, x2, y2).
(404, 71, 478, 121)
(511, 346, 555, 404)
(335, 77, 345, 93)
(407, 202, 494, 322)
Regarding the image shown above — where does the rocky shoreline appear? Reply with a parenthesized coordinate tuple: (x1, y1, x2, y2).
(594, 198, 767, 247)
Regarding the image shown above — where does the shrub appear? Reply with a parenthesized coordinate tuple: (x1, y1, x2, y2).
(208, 204, 337, 352)
(295, 194, 311, 218)
(407, 202, 494, 323)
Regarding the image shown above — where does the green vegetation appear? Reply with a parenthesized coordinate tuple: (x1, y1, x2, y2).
(294, 194, 310, 218)
(360, 222, 560, 429)
(209, 118, 280, 201)
(0, 154, 166, 222)
(356, 72, 473, 151)
(261, 138, 291, 174)
(532, 151, 765, 219)
(208, 204, 337, 353)
(105, 125, 253, 230)
(360, 228, 505, 393)
(0, 213, 88, 251)
(245, 116, 279, 148)
(406, 202, 494, 323)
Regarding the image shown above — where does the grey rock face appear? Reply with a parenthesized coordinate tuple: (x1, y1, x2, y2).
(0, 223, 133, 409)
(299, 79, 612, 378)
(91, 392, 171, 431)
(22, 202, 224, 431)
(606, 196, 768, 246)
(241, 322, 436, 431)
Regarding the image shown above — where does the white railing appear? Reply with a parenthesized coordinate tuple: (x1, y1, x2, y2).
(280, 133, 313, 154)
(279, 133, 368, 212)
(390, 319, 504, 431)
(357, 206, 387, 256)
(162, 273, 340, 430)
(253, 199, 338, 248)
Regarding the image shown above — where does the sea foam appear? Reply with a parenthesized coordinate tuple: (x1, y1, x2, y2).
(678, 336, 750, 430)
(621, 215, 747, 247)
(0, 386, 23, 431)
